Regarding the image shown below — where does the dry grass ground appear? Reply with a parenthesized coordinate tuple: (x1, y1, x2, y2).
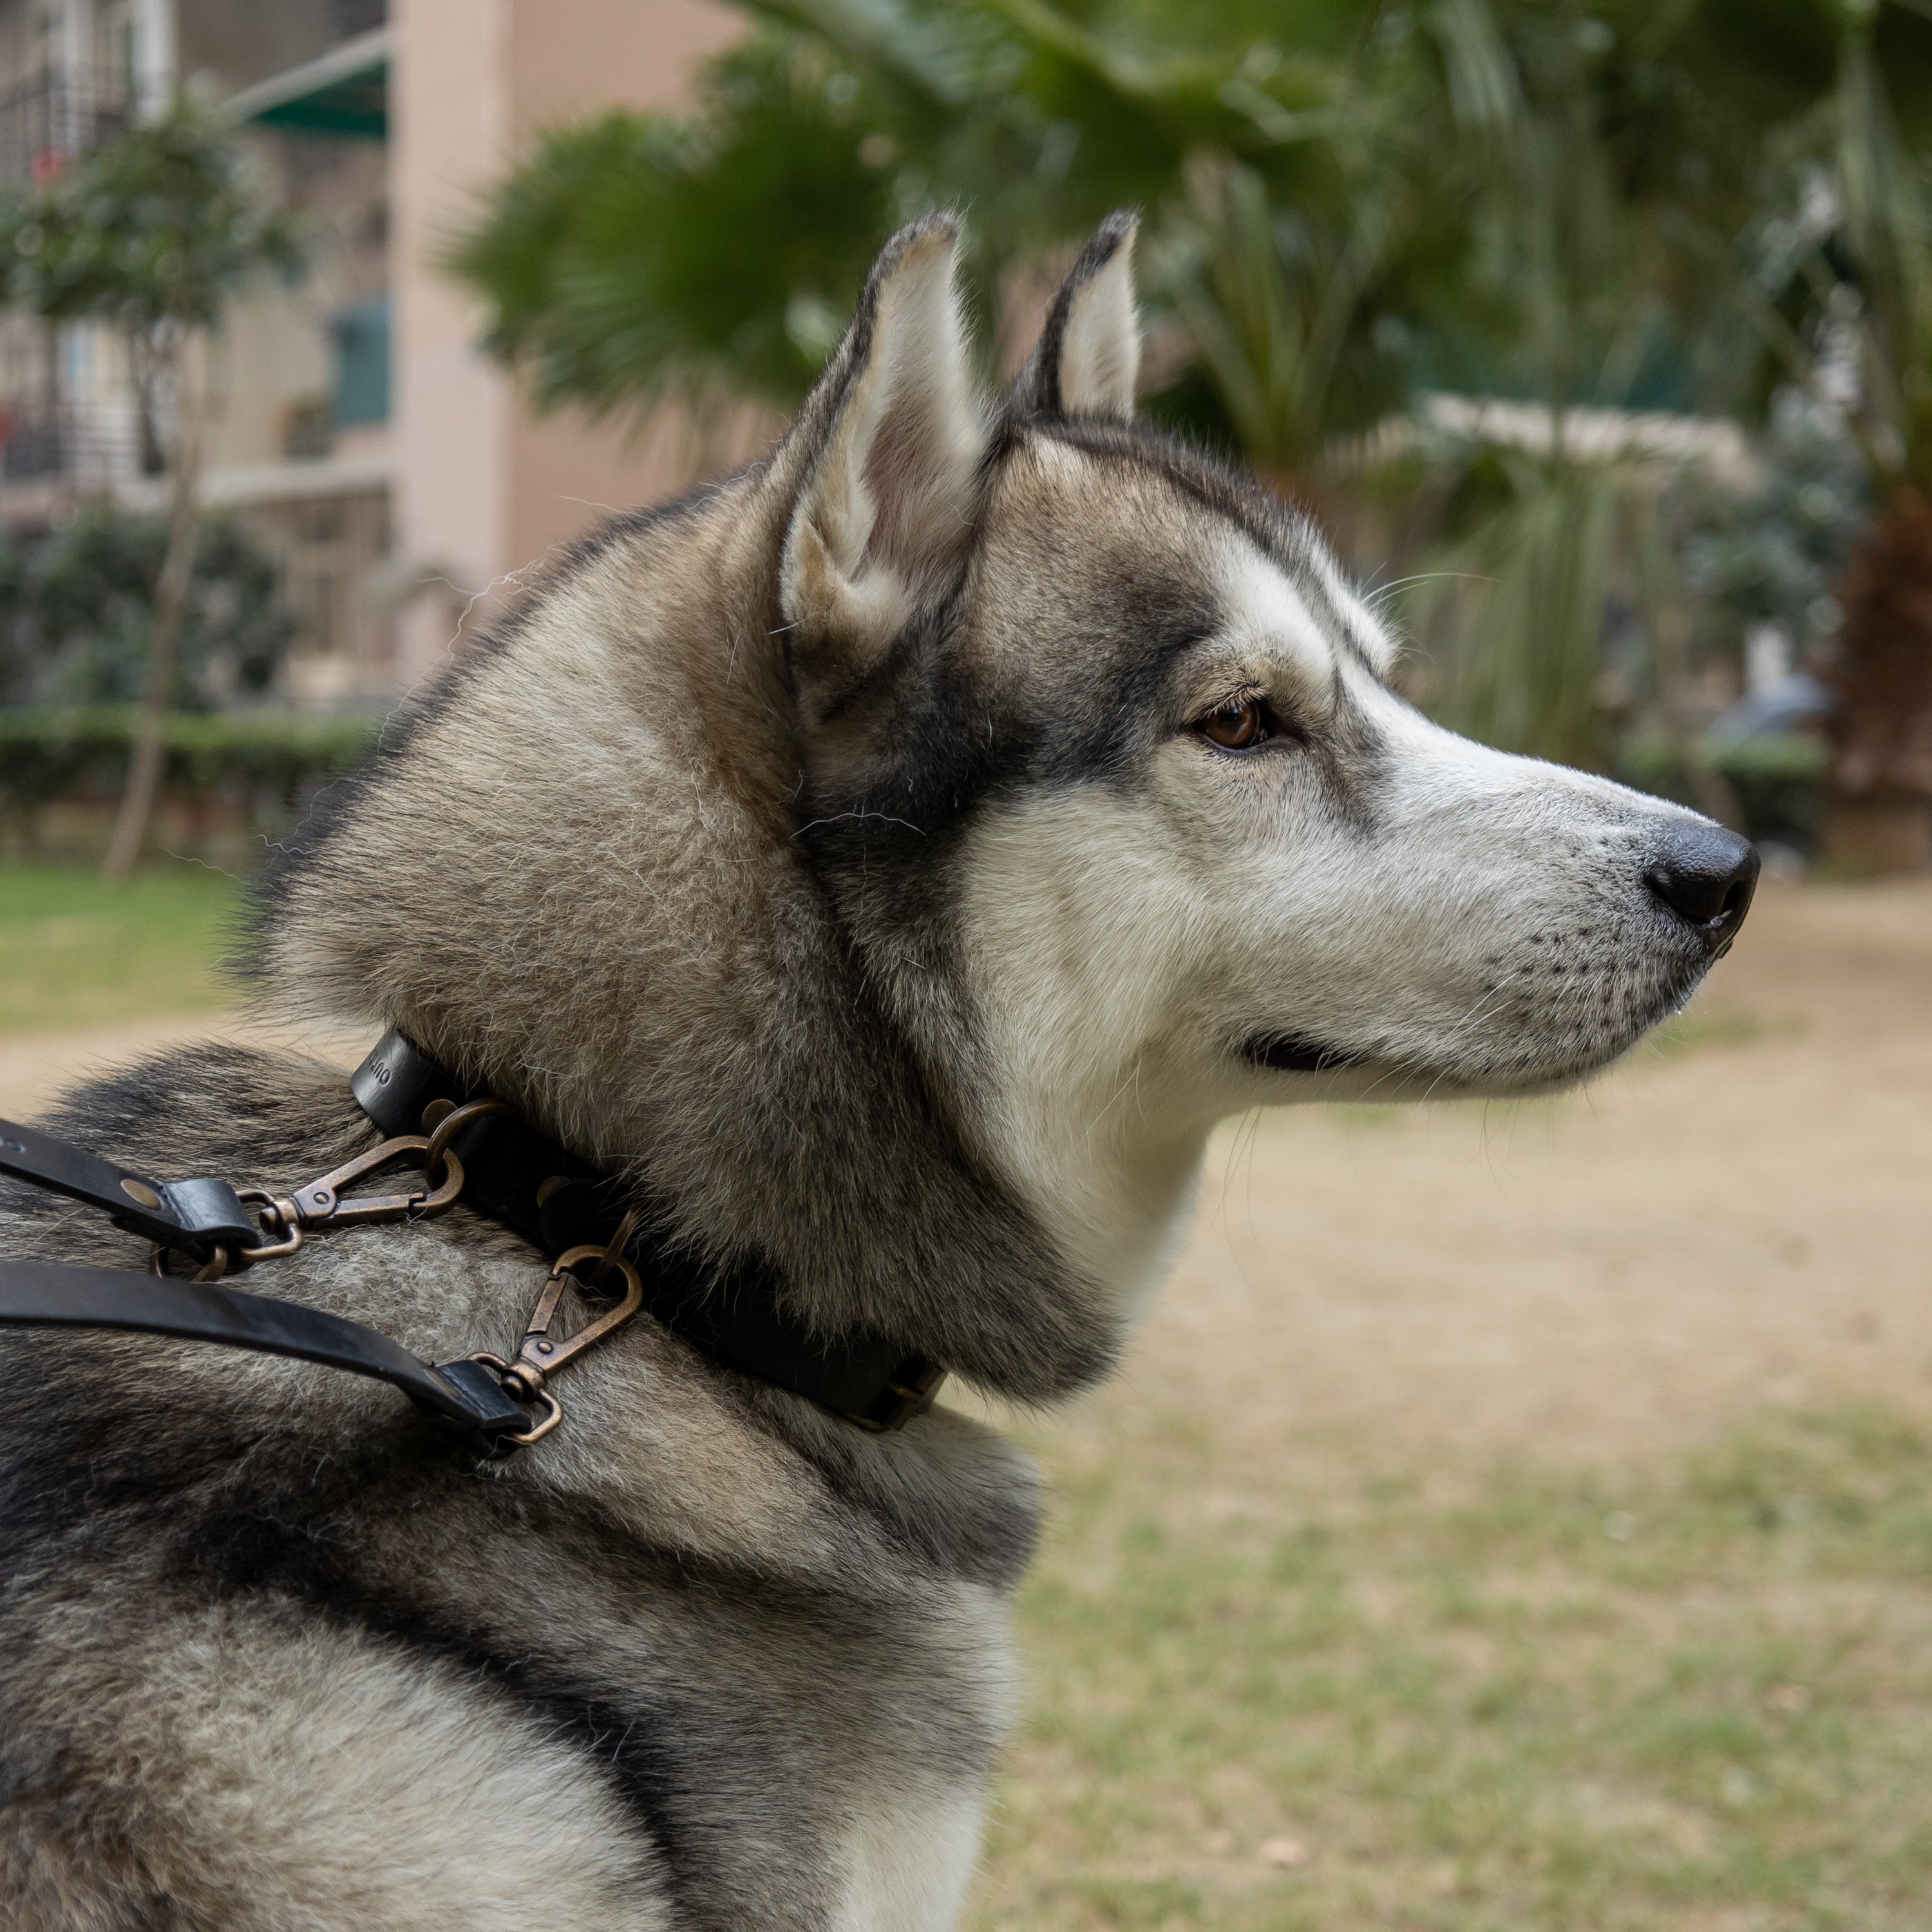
(3, 872, 1929, 1927)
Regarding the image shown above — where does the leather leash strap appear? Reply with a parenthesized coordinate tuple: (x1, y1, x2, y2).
(0, 1096, 533, 1446)
(0, 1258, 529, 1438)
(0, 1114, 258, 1261)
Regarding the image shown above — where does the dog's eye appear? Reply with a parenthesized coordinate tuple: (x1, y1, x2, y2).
(1197, 699, 1271, 752)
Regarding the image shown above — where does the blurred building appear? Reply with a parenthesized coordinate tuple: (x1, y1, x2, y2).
(0, 0, 736, 705)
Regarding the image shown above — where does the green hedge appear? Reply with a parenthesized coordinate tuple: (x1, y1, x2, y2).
(0, 706, 379, 824)
(1619, 734, 1827, 849)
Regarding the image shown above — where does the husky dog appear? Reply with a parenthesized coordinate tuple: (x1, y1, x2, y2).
(0, 212, 1755, 1931)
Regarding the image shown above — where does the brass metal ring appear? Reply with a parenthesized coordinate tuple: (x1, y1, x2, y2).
(146, 1242, 231, 1283)
(589, 1206, 644, 1290)
(232, 1188, 304, 1261)
(506, 1388, 565, 1445)
(466, 1350, 563, 1445)
(410, 1148, 466, 1217)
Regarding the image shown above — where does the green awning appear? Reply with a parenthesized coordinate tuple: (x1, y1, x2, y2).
(253, 66, 386, 139)
(225, 29, 390, 142)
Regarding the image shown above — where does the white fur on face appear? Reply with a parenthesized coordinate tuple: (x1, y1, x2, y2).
(954, 786, 1226, 1316)
(1305, 539, 1400, 677)
(951, 529, 1724, 1306)
(1213, 537, 1345, 696)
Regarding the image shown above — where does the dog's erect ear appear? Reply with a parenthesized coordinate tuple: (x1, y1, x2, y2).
(1013, 210, 1141, 421)
(781, 214, 986, 685)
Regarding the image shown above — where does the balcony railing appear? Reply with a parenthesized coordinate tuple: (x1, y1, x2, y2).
(0, 401, 143, 489)
(0, 66, 132, 184)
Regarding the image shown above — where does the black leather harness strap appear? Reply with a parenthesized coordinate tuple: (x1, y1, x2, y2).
(0, 1259, 530, 1437)
(0, 1032, 944, 1449)
(0, 1117, 257, 1259)
(350, 1031, 945, 1432)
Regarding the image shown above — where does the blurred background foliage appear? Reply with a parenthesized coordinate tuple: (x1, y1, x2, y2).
(0, 507, 296, 712)
(448, 0, 1932, 868)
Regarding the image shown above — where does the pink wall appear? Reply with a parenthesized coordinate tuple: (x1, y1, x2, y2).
(390, 0, 741, 687)
(505, 0, 739, 144)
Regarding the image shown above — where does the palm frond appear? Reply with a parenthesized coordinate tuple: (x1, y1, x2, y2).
(1426, 0, 1522, 138)
(1835, 20, 1932, 486)
(1165, 156, 1397, 473)
(1403, 453, 1627, 769)
(741, 0, 986, 104)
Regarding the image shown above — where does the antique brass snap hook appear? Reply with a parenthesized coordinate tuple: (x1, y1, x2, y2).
(226, 1099, 516, 1264)
(470, 1233, 645, 1446)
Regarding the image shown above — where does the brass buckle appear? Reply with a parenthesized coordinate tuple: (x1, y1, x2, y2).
(471, 1241, 645, 1446)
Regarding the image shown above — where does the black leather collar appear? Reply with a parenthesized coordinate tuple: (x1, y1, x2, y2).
(350, 1031, 944, 1432)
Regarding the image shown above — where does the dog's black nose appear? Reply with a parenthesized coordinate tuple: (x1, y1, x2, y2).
(1644, 824, 1759, 950)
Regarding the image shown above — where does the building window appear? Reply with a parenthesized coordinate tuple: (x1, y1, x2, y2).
(330, 290, 389, 428)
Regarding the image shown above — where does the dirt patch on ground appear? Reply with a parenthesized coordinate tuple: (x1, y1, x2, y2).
(5, 880, 1927, 1468)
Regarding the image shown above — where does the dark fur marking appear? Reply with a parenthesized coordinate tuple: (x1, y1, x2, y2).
(171, 1530, 712, 1918)
(795, 406, 1390, 890)
(157, 1451, 944, 1929)
(1027, 417, 1352, 630)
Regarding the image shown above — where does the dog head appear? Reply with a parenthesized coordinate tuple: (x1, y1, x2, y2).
(772, 213, 1756, 1290)
(265, 212, 1756, 1383)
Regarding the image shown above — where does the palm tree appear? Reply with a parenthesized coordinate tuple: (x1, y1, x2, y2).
(1381, 0, 1774, 789)
(448, 3, 1361, 423)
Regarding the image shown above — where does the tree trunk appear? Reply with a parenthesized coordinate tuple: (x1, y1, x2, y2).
(1819, 486, 1932, 875)
(102, 340, 206, 883)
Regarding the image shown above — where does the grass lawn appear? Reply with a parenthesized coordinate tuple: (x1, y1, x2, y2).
(969, 1402, 1932, 1930)
(0, 862, 244, 1034)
